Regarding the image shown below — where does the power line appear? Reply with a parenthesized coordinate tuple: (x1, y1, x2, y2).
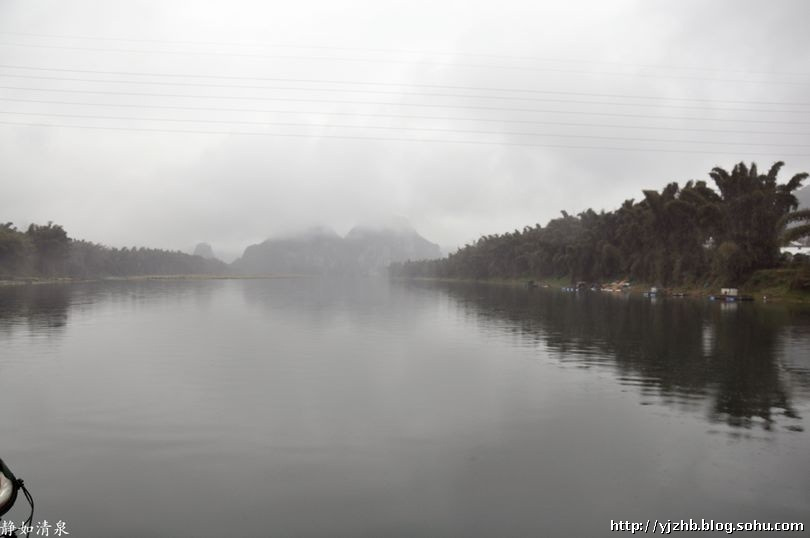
(3, 85, 810, 125)
(5, 30, 809, 78)
(1, 40, 808, 87)
(1, 63, 808, 107)
(1, 119, 807, 157)
(2, 109, 806, 148)
(3, 96, 809, 137)
(1, 72, 807, 114)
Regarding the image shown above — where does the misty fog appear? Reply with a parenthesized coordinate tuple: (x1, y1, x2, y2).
(1, 0, 809, 259)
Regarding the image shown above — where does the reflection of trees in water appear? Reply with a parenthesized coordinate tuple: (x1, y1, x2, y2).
(707, 305, 799, 429)
(427, 282, 810, 432)
(0, 280, 223, 335)
(0, 284, 71, 334)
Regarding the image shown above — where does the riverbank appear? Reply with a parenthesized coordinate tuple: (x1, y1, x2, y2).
(5, 271, 810, 303)
(0, 274, 313, 287)
(398, 268, 810, 304)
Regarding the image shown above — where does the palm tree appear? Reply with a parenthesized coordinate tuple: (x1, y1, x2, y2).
(779, 209, 810, 245)
(709, 161, 808, 277)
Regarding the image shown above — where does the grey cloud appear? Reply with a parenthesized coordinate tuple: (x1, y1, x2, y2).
(0, 0, 808, 257)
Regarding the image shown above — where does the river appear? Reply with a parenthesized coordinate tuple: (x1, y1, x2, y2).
(1, 278, 808, 536)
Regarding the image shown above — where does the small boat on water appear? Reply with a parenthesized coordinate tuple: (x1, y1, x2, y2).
(561, 281, 587, 292)
(708, 287, 754, 302)
(642, 286, 660, 297)
(709, 294, 754, 302)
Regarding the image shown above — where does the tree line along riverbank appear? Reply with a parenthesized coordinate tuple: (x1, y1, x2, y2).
(0, 221, 227, 280)
(391, 162, 810, 301)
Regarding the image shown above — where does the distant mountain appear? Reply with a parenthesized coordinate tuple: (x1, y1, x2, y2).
(797, 186, 810, 208)
(192, 242, 217, 260)
(345, 221, 442, 273)
(231, 221, 441, 275)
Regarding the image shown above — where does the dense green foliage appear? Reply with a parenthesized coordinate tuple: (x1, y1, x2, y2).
(0, 222, 227, 278)
(391, 162, 810, 286)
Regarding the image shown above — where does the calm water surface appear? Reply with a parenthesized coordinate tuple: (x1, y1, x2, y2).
(1, 279, 809, 537)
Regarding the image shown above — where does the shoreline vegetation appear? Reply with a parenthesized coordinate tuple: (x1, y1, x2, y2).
(395, 270, 810, 303)
(0, 220, 229, 281)
(391, 162, 810, 303)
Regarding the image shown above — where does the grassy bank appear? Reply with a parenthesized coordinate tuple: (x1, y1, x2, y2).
(742, 268, 810, 302)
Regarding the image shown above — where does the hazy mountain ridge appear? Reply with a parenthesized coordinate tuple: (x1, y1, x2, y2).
(232, 222, 441, 275)
(798, 186, 810, 208)
(192, 242, 218, 260)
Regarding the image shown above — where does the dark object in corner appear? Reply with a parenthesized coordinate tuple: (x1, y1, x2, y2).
(0, 458, 18, 518)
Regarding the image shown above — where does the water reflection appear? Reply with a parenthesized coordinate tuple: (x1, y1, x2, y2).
(1, 279, 809, 536)
(3, 280, 808, 434)
(0, 279, 224, 343)
(421, 282, 810, 432)
(0, 284, 71, 334)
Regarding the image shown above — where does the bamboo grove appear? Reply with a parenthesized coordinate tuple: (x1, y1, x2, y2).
(391, 162, 810, 286)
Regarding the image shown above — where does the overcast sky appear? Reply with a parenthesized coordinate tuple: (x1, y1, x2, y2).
(1, 0, 809, 260)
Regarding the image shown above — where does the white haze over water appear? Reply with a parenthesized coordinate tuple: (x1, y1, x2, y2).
(0, 0, 809, 259)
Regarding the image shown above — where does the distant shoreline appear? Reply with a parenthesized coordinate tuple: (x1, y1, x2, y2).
(394, 272, 810, 304)
(5, 272, 809, 304)
(0, 274, 315, 287)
